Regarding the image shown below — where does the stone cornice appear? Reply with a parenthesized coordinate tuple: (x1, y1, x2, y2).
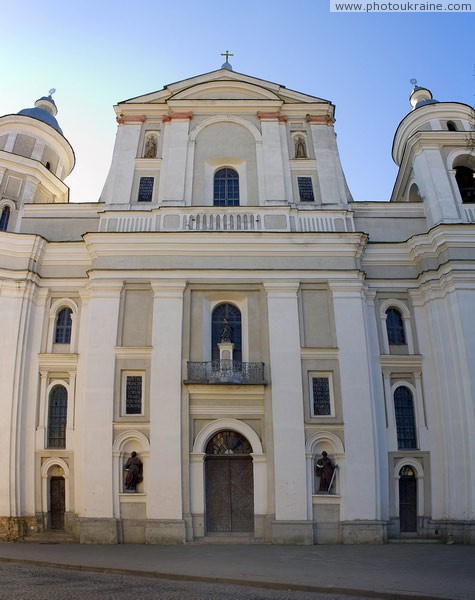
(116, 115, 146, 125)
(257, 112, 287, 122)
(162, 112, 193, 123)
(306, 114, 335, 125)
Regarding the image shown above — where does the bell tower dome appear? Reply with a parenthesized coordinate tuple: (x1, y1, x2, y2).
(0, 90, 75, 230)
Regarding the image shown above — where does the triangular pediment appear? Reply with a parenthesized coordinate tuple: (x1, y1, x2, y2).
(119, 68, 330, 105)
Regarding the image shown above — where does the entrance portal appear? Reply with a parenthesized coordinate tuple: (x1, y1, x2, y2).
(399, 466, 417, 532)
(205, 431, 254, 533)
(50, 476, 65, 530)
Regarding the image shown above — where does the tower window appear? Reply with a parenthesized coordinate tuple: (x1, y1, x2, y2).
(455, 166, 475, 203)
(213, 168, 239, 206)
(446, 121, 457, 131)
(298, 177, 315, 202)
(0, 206, 10, 231)
(138, 177, 154, 202)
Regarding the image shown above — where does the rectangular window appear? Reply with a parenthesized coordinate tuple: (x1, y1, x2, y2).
(310, 373, 334, 417)
(137, 177, 154, 202)
(298, 177, 315, 202)
(122, 373, 144, 415)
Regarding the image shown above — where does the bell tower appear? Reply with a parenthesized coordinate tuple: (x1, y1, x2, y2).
(391, 82, 475, 227)
(0, 91, 75, 231)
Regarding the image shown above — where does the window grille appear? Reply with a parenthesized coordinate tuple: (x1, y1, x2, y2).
(386, 308, 406, 345)
(54, 308, 72, 344)
(394, 386, 417, 449)
(211, 303, 242, 362)
(47, 385, 67, 448)
(213, 168, 240, 206)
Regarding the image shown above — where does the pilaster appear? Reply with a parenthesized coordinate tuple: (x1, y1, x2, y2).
(265, 282, 308, 524)
(148, 280, 187, 541)
(257, 113, 287, 204)
(158, 113, 192, 205)
(77, 280, 122, 520)
(330, 280, 379, 521)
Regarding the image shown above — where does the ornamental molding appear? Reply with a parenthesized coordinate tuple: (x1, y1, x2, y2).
(116, 115, 146, 125)
(162, 112, 193, 122)
(256, 112, 287, 122)
(306, 114, 335, 125)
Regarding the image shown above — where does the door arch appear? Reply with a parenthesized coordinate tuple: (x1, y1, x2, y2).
(205, 430, 254, 533)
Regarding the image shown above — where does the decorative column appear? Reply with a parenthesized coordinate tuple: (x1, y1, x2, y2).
(265, 282, 311, 544)
(330, 280, 384, 543)
(147, 280, 187, 543)
(158, 113, 192, 205)
(76, 280, 122, 543)
(257, 113, 288, 204)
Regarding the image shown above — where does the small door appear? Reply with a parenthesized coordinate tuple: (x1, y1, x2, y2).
(50, 476, 65, 530)
(399, 466, 417, 533)
(206, 456, 254, 533)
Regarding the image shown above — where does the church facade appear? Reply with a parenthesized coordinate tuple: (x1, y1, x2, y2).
(0, 63, 474, 544)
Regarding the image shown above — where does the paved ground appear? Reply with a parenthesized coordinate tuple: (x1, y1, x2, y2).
(0, 542, 473, 599)
(0, 562, 373, 600)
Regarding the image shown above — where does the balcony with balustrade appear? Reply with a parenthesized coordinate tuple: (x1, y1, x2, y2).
(98, 205, 355, 234)
(185, 360, 266, 385)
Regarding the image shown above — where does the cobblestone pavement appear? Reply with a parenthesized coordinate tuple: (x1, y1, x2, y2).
(0, 563, 374, 600)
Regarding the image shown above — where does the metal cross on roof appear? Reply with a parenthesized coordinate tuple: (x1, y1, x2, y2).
(221, 50, 234, 62)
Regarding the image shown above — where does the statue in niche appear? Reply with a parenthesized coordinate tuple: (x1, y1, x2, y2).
(315, 451, 335, 493)
(124, 451, 143, 492)
(219, 318, 233, 343)
(295, 135, 307, 159)
(144, 134, 158, 158)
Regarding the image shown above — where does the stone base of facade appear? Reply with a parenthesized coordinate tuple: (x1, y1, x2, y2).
(387, 518, 475, 544)
(271, 520, 313, 545)
(78, 518, 120, 544)
(145, 519, 186, 544)
(340, 520, 387, 544)
(0, 516, 37, 542)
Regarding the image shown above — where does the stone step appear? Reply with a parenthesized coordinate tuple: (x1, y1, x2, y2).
(21, 531, 77, 544)
(193, 533, 260, 544)
(388, 537, 442, 544)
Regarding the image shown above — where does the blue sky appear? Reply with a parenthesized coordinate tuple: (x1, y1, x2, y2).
(1, 1, 473, 202)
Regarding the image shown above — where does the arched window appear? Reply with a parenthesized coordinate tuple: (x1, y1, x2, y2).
(446, 121, 457, 131)
(0, 206, 10, 231)
(54, 307, 72, 344)
(394, 386, 417, 450)
(211, 303, 242, 362)
(386, 308, 406, 345)
(455, 166, 475, 203)
(47, 385, 68, 448)
(213, 168, 239, 207)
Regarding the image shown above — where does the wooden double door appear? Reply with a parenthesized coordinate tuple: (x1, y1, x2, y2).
(205, 455, 254, 533)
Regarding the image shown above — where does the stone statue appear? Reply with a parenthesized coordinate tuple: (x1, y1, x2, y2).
(315, 451, 335, 492)
(144, 135, 157, 158)
(295, 136, 307, 159)
(124, 451, 143, 492)
(219, 318, 233, 343)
